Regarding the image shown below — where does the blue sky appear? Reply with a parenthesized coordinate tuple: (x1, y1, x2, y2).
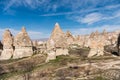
(0, 0, 120, 39)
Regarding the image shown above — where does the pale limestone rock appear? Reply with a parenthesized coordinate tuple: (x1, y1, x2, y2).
(90, 32, 95, 38)
(102, 29, 107, 35)
(13, 27, 33, 59)
(88, 48, 97, 58)
(47, 23, 67, 50)
(14, 27, 32, 47)
(0, 29, 14, 60)
(13, 47, 33, 59)
(56, 48, 69, 56)
(0, 49, 13, 60)
(87, 38, 105, 58)
(66, 31, 74, 45)
(46, 50, 56, 62)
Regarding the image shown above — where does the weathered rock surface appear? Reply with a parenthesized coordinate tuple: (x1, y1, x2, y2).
(13, 27, 33, 59)
(56, 48, 69, 56)
(0, 30, 14, 60)
(65, 31, 74, 45)
(47, 23, 67, 50)
(46, 50, 56, 62)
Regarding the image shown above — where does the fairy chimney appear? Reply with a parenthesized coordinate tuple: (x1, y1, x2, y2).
(13, 27, 33, 59)
(47, 23, 67, 50)
(0, 29, 14, 60)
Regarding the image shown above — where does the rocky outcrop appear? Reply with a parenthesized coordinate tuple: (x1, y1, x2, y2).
(13, 27, 33, 59)
(47, 23, 67, 50)
(46, 23, 69, 62)
(87, 39, 104, 57)
(0, 30, 14, 60)
(56, 48, 69, 56)
(46, 50, 56, 62)
(46, 48, 69, 62)
(65, 31, 74, 45)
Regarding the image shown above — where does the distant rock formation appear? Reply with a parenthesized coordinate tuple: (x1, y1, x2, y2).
(13, 27, 33, 59)
(65, 31, 74, 45)
(0, 29, 14, 60)
(87, 38, 104, 57)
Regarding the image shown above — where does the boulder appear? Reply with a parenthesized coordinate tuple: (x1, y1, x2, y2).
(46, 50, 56, 62)
(13, 27, 33, 59)
(56, 48, 69, 56)
(87, 39, 104, 57)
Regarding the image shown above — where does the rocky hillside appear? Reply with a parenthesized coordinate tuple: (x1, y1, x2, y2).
(0, 47, 120, 80)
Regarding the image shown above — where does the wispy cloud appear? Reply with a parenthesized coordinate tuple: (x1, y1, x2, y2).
(71, 9, 120, 25)
(40, 3, 120, 17)
(3, 0, 49, 11)
(3, 0, 120, 15)
(79, 13, 102, 24)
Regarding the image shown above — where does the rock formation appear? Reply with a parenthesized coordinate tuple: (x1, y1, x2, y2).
(65, 31, 74, 45)
(0, 29, 14, 60)
(13, 27, 33, 59)
(46, 50, 56, 62)
(47, 23, 67, 50)
(87, 39, 104, 57)
(46, 23, 69, 62)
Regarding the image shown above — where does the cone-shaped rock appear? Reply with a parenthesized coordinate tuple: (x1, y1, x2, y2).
(47, 23, 67, 50)
(95, 30, 99, 36)
(50, 23, 64, 39)
(13, 27, 33, 59)
(14, 27, 32, 47)
(65, 31, 74, 44)
(0, 29, 14, 60)
(90, 32, 94, 38)
(102, 29, 107, 35)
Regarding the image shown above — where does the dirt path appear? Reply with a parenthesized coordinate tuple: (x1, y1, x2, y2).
(55, 58, 120, 71)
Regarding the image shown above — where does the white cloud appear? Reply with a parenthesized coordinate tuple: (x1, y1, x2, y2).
(0, 28, 44, 40)
(105, 4, 120, 9)
(3, 0, 49, 11)
(3, 0, 120, 14)
(80, 13, 102, 24)
(68, 25, 120, 35)
(72, 9, 120, 25)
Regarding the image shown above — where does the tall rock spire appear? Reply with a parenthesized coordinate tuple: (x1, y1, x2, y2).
(13, 27, 33, 59)
(21, 27, 27, 33)
(47, 23, 67, 50)
(50, 22, 64, 39)
(0, 29, 14, 60)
